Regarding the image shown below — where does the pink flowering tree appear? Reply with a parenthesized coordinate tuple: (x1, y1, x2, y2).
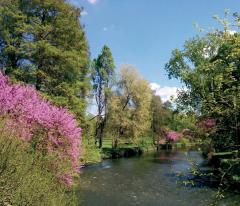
(198, 118, 217, 133)
(202, 118, 216, 128)
(165, 131, 182, 142)
(0, 72, 81, 186)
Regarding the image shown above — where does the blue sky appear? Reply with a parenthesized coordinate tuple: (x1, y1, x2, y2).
(70, 0, 239, 101)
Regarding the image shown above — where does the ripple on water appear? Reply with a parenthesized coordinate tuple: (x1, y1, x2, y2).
(79, 150, 240, 206)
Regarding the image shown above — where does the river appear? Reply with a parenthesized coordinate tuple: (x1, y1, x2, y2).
(78, 149, 240, 206)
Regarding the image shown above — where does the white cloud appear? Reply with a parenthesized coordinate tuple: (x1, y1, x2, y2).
(102, 24, 115, 32)
(87, 0, 97, 4)
(228, 30, 237, 35)
(150, 82, 178, 102)
(102, 27, 108, 32)
(81, 10, 88, 16)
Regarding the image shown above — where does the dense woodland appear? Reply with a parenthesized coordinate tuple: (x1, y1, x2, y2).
(0, 0, 239, 205)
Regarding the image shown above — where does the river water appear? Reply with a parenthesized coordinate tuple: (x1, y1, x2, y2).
(78, 149, 240, 206)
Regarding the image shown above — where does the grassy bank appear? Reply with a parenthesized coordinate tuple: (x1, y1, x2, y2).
(81, 136, 155, 163)
(0, 132, 78, 206)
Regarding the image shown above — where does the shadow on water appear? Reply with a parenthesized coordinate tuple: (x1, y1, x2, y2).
(78, 149, 240, 206)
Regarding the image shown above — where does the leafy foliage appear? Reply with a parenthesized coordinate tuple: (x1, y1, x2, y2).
(0, 72, 82, 185)
(0, 125, 78, 206)
(107, 65, 152, 147)
(91, 45, 115, 148)
(165, 15, 240, 151)
(0, 0, 90, 124)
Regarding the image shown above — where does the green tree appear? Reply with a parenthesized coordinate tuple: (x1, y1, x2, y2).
(91, 45, 115, 148)
(108, 65, 152, 148)
(150, 95, 166, 144)
(165, 14, 240, 151)
(0, 0, 89, 124)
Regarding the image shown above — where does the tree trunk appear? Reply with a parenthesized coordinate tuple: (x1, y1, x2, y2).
(95, 117, 106, 148)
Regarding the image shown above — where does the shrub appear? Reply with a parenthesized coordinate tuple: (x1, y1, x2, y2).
(0, 122, 78, 206)
(0, 72, 82, 185)
(165, 131, 182, 142)
(81, 138, 101, 164)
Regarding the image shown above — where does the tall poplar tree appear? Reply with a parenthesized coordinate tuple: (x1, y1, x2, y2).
(91, 45, 115, 148)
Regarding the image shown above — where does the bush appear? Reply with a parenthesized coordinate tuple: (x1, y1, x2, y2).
(0, 123, 78, 206)
(177, 137, 190, 146)
(81, 138, 101, 164)
(0, 72, 82, 185)
(165, 131, 182, 142)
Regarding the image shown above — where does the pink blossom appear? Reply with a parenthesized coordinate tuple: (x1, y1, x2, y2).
(166, 131, 182, 142)
(61, 173, 74, 186)
(0, 72, 82, 185)
(203, 118, 216, 128)
(198, 118, 217, 131)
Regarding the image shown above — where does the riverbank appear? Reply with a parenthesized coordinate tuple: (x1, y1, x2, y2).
(101, 142, 201, 159)
(81, 140, 204, 167)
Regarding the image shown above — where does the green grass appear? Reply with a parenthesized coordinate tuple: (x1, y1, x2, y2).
(102, 136, 154, 151)
(82, 136, 155, 161)
(81, 138, 102, 164)
(102, 138, 112, 148)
